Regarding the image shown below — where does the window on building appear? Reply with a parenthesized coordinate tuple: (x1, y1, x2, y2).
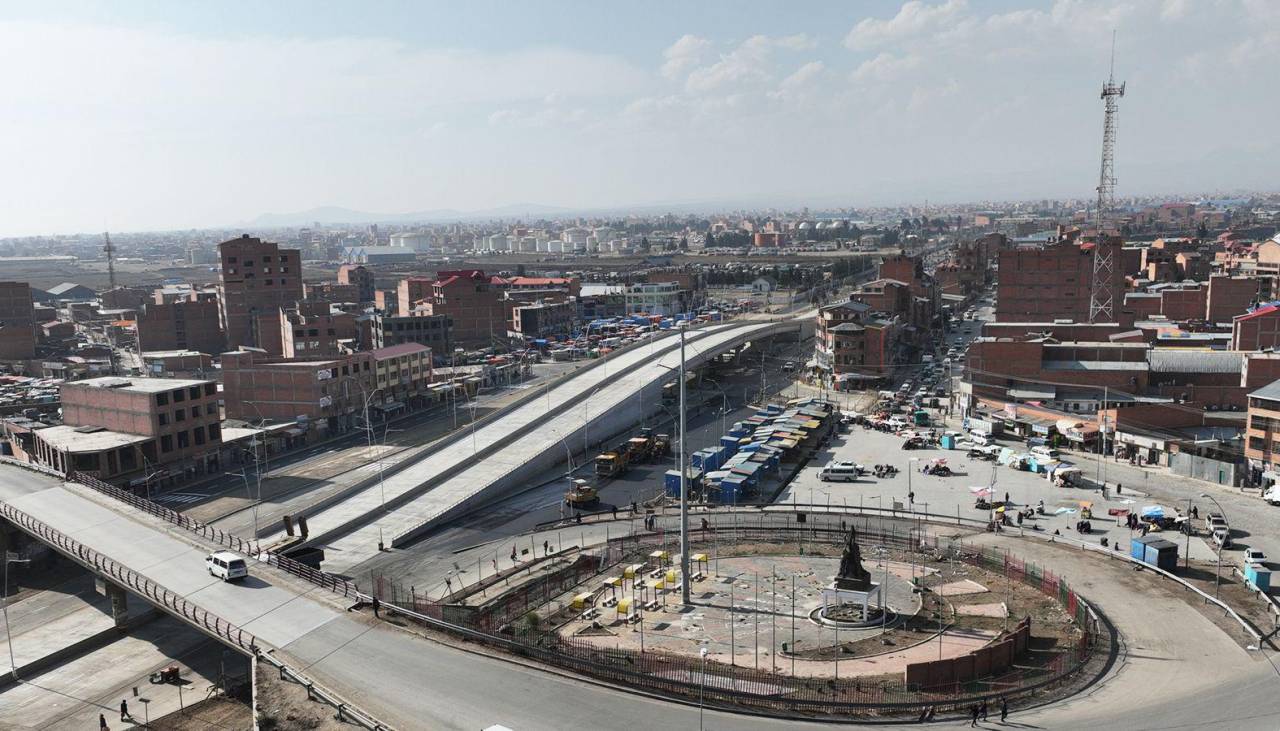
(245, 272, 255, 279)
(158, 412, 168, 426)
(177, 431, 189, 449)
(189, 387, 200, 400)
(175, 409, 185, 422)
(280, 255, 288, 262)
(193, 426, 205, 445)
(265, 279, 273, 285)
(206, 403, 218, 416)
(204, 383, 215, 397)
(173, 389, 185, 403)
(227, 256, 237, 263)
(161, 434, 173, 453)
(156, 392, 169, 406)
(208, 423, 220, 441)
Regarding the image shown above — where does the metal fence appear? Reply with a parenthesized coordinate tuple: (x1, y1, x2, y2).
(71, 470, 359, 599)
(0, 501, 258, 654)
(370, 520, 1106, 716)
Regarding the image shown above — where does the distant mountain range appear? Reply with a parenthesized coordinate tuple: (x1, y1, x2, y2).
(246, 203, 571, 228)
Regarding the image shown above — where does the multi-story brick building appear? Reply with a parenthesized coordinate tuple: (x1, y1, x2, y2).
(28, 376, 222, 484)
(337, 264, 377, 303)
(1246, 380, 1280, 484)
(0, 281, 36, 361)
(136, 298, 226, 355)
(303, 281, 360, 304)
(218, 235, 303, 349)
(813, 299, 900, 388)
(374, 312, 452, 352)
(221, 350, 375, 431)
(996, 238, 1125, 322)
(397, 276, 435, 317)
(510, 300, 576, 339)
(221, 345, 435, 433)
(411, 270, 509, 346)
(1233, 304, 1280, 351)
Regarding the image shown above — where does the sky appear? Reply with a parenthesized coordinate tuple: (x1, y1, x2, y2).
(2, 0, 1278, 236)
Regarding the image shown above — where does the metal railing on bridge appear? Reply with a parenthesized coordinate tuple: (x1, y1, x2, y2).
(0, 501, 258, 654)
(71, 471, 359, 599)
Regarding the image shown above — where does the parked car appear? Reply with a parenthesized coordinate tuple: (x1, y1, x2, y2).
(1245, 548, 1267, 566)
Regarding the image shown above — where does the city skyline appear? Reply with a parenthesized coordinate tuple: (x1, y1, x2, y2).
(3, 0, 1278, 236)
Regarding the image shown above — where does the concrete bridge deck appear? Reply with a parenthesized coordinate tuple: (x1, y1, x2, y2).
(290, 318, 802, 574)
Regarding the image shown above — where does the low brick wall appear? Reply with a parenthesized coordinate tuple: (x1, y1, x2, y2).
(904, 617, 1031, 689)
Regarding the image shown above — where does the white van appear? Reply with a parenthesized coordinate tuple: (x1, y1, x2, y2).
(1030, 446, 1060, 460)
(819, 461, 863, 482)
(206, 551, 249, 582)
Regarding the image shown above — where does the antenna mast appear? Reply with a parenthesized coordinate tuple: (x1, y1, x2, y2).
(103, 231, 117, 290)
(1089, 31, 1124, 323)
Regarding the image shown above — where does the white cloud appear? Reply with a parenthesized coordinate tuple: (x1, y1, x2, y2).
(845, 0, 968, 50)
(780, 61, 825, 89)
(850, 52, 921, 83)
(661, 34, 712, 80)
(682, 34, 822, 94)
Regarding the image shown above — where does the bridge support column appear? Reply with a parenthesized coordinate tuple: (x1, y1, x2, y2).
(97, 578, 130, 628)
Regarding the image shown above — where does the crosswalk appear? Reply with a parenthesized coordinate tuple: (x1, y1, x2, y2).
(154, 492, 206, 505)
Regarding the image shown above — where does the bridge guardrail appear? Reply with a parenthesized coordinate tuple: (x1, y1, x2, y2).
(70, 471, 359, 599)
(0, 501, 258, 654)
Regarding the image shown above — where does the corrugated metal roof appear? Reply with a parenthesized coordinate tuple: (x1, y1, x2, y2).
(1250, 379, 1280, 402)
(1147, 349, 1243, 374)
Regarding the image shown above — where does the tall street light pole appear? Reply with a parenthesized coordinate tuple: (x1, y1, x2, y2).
(3, 555, 31, 680)
(680, 324, 692, 605)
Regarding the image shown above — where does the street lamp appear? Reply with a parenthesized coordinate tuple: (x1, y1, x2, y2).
(703, 378, 732, 437)
(1200, 492, 1227, 599)
(3, 554, 31, 680)
(699, 645, 709, 730)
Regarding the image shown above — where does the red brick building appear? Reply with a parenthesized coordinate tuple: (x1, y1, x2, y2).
(30, 376, 222, 483)
(136, 298, 226, 355)
(218, 235, 304, 349)
(411, 270, 509, 347)
(996, 238, 1124, 322)
(337, 264, 377, 303)
(1233, 304, 1280, 351)
(813, 299, 900, 388)
(0, 281, 36, 361)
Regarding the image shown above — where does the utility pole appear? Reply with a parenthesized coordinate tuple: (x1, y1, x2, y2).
(679, 324, 691, 605)
(103, 231, 117, 290)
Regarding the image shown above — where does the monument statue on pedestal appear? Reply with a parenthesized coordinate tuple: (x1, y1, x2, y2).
(835, 525, 873, 591)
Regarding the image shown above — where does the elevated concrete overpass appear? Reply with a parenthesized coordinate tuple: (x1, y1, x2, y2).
(283, 316, 807, 574)
(4, 474, 1277, 730)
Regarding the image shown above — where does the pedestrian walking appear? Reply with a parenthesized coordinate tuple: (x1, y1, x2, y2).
(100, 713, 108, 730)
(510, 545, 517, 562)
(371, 595, 380, 618)
(979, 698, 988, 721)
(543, 539, 549, 555)
(1000, 696, 1008, 722)
(969, 704, 980, 726)
(120, 699, 129, 722)
(611, 506, 617, 519)
(1116, 482, 1122, 495)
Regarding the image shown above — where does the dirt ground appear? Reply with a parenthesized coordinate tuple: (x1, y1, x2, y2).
(147, 695, 252, 730)
(254, 662, 363, 731)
